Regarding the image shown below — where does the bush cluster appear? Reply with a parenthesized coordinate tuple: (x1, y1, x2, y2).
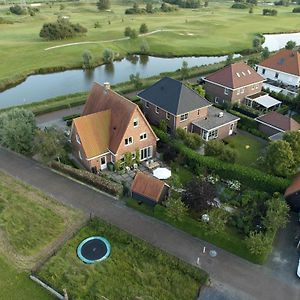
(262, 8, 278, 16)
(154, 128, 290, 194)
(176, 127, 203, 150)
(204, 140, 237, 163)
(9, 5, 27, 15)
(50, 161, 123, 197)
(40, 18, 87, 40)
(231, 3, 248, 8)
(292, 7, 300, 13)
(164, 0, 201, 8)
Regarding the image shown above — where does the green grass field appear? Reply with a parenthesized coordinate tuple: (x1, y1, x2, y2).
(38, 218, 208, 299)
(224, 132, 266, 167)
(0, 1, 300, 84)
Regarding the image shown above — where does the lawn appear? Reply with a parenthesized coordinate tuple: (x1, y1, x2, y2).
(38, 219, 208, 300)
(223, 132, 266, 167)
(1, 1, 300, 84)
(0, 257, 53, 300)
(0, 171, 84, 269)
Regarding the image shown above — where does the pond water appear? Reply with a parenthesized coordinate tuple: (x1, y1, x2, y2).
(0, 54, 233, 109)
(263, 32, 300, 52)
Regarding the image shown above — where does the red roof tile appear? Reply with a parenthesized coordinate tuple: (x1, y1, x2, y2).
(256, 111, 300, 132)
(131, 172, 166, 202)
(205, 62, 265, 89)
(259, 49, 300, 76)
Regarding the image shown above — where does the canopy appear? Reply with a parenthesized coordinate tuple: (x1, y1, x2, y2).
(253, 94, 281, 109)
(153, 168, 171, 180)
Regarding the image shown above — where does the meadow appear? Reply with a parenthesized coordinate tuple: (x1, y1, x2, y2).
(38, 218, 208, 299)
(0, 1, 300, 85)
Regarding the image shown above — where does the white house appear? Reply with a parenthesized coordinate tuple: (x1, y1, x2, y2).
(256, 49, 300, 87)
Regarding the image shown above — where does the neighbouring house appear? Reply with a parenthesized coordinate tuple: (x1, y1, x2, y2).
(138, 77, 239, 140)
(255, 111, 300, 140)
(131, 172, 169, 206)
(70, 82, 158, 172)
(284, 173, 300, 212)
(203, 62, 265, 105)
(256, 49, 300, 87)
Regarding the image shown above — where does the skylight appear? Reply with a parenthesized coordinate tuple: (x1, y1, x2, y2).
(247, 70, 251, 74)
(242, 72, 246, 76)
(236, 72, 240, 77)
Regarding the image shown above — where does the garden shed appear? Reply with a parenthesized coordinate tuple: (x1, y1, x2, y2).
(131, 172, 169, 206)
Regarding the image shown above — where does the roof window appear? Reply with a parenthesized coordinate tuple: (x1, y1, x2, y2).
(247, 69, 251, 74)
(236, 72, 240, 78)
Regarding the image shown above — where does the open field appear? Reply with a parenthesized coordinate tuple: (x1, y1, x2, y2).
(38, 218, 208, 299)
(0, 170, 84, 269)
(0, 1, 300, 84)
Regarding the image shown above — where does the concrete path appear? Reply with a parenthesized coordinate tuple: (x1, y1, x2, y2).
(0, 147, 299, 300)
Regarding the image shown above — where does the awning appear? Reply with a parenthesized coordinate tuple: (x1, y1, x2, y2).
(253, 94, 281, 109)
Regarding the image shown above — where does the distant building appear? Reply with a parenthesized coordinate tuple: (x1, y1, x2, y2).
(203, 62, 265, 105)
(70, 82, 157, 172)
(138, 77, 239, 141)
(256, 49, 300, 87)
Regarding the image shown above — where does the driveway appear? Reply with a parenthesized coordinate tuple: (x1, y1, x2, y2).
(0, 147, 299, 300)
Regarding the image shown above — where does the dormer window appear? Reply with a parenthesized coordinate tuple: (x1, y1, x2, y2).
(236, 72, 240, 78)
(76, 134, 81, 144)
(133, 118, 138, 128)
(247, 69, 251, 75)
(125, 137, 133, 146)
(242, 72, 246, 76)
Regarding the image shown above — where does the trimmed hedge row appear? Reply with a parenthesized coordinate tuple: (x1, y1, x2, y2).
(50, 161, 123, 197)
(154, 128, 290, 194)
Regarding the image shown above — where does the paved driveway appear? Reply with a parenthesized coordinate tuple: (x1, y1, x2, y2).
(0, 147, 299, 300)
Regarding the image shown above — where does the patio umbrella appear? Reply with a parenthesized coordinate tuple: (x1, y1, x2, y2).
(153, 168, 171, 180)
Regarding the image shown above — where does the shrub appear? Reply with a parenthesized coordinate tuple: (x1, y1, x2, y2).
(9, 5, 27, 15)
(50, 161, 123, 197)
(97, 0, 111, 10)
(219, 147, 237, 163)
(176, 127, 187, 140)
(139, 23, 148, 34)
(292, 7, 300, 13)
(205, 140, 224, 156)
(262, 8, 278, 16)
(159, 119, 168, 132)
(231, 3, 248, 8)
(0, 17, 14, 24)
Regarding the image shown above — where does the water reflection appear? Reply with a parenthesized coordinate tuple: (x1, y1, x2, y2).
(140, 55, 149, 65)
(104, 63, 114, 75)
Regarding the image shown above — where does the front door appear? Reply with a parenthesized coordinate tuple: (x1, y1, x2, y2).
(100, 156, 107, 170)
(229, 123, 234, 135)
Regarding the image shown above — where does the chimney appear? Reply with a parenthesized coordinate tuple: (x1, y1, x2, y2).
(103, 82, 110, 90)
(218, 112, 224, 118)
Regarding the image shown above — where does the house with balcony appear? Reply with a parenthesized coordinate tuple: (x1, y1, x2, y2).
(70, 82, 158, 172)
(203, 62, 265, 105)
(256, 49, 300, 87)
(138, 77, 239, 141)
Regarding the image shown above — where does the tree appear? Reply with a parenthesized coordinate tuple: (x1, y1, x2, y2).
(140, 39, 149, 53)
(265, 140, 296, 177)
(253, 36, 262, 49)
(165, 194, 188, 222)
(129, 73, 143, 89)
(285, 40, 296, 50)
(204, 1, 209, 7)
(0, 108, 36, 155)
(146, 2, 153, 13)
(226, 53, 234, 65)
(261, 47, 270, 59)
(97, 0, 111, 10)
(194, 85, 206, 97)
(129, 29, 138, 39)
(263, 193, 289, 233)
(246, 231, 272, 256)
(204, 140, 224, 156)
(124, 27, 132, 37)
(168, 174, 182, 189)
(159, 119, 168, 132)
(249, 6, 253, 13)
(182, 179, 216, 214)
(283, 131, 300, 165)
(180, 61, 189, 80)
(82, 50, 93, 69)
(34, 127, 68, 163)
(102, 48, 114, 63)
(201, 208, 228, 235)
(139, 23, 148, 34)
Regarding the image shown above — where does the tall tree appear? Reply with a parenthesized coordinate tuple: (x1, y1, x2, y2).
(266, 140, 296, 177)
(180, 61, 189, 80)
(285, 40, 296, 49)
(129, 73, 143, 89)
(201, 208, 228, 235)
(165, 193, 188, 222)
(246, 231, 272, 256)
(261, 47, 270, 59)
(97, 0, 111, 10)
(82, 50, 93, 69)
(0, 108, 36, 155)
(283, 131, 300, 165)
(102, 48, 114, 63)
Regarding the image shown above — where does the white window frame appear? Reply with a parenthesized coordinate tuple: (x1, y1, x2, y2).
(224, 88, 229, 95)
(145, 101, 149, 108)
(133, 118, 139, 128)
(140, 132, 147, 140)
(180, 113, 188, 122)
(155, 106, 159, 114)
(78, 150, 82, 160)
(166, 112, 170, 120)
(125, 136, 133, 146)
(140, 146, 152, 161)
(214, 97, 219, 103)
(76, 134, 81, 144)
(208, 129, 218, 140)
(241, 88, 245, 94)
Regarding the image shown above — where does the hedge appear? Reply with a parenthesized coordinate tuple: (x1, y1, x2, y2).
(50, 161, 123, 197)
(154, 128, 290, 194)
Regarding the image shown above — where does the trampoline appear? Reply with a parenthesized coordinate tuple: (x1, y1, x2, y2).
(77, 236, 111, 264)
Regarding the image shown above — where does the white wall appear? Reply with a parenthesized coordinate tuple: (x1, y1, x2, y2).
(256, 65, 300, 87)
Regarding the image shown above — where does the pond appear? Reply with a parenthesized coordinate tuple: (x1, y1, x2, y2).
(263, 32, 300, 52)
(0, 54, 233, 109)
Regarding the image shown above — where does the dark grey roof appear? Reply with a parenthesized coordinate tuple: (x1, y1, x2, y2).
(192, 106, 240, 131)
(137, 77, 211, 115)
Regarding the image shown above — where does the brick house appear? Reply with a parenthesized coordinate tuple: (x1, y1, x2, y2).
(138, 77, 239, 141)
(70, 82, 158, 172)
(255, 111, 300, 140)
(256, 49, 300, 87)
(203, 62, 265, 105)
